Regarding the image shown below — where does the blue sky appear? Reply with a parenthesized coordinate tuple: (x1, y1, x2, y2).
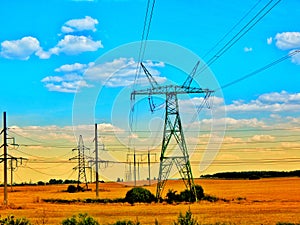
(0, 0, 300, 125)
(0, 0, 300, 182)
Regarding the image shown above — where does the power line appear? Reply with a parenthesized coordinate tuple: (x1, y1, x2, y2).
(197, 0, 282, 76)
(9, 130, 75, 148)
(133, 0, 156, 89)
(219, 50, 300, 90)
(130, 0, 156, 149)
(23, 166, 74, 177)
(203, 0, 261, 59)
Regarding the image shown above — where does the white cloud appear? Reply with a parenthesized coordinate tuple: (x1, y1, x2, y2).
(41, 74, 91, 93)
(177, 91, 300, 118)
(222, 136, 243, 144)
(62, 16, 99, 33)
(201, 117, 265, 128)
(0, 36, 41, 60)
(35, 48, 58, 59)
(275, 32, 300, 50)
(267, 37, 273, 45)
(46, 35, 103, 56)
(41, 58, 165, 92)
(36, 35, 102, 59)
(55, 62, 94, 73)
(290, 49, 300, 65)
(226, 91, 300, 113)
(194, 117, 265, 133)
(179, 96, 224, 114)
(1, 23, 103, 60)
(9, 123, 122, 145)
(4, 16, 102, 60)
(244, 47, 253, 52)
(85, 58, 166, 87)
(281, 142, 300, 148)
(258, 90, 300, 103)
(249, 135, 275, 142)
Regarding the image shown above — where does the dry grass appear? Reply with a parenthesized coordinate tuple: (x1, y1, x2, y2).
(0, 177, 299, 224)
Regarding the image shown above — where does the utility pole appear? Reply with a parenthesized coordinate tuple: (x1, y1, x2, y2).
(5, 156, 27, 191)
(125, 153, 132, 182)
(0, 112, 26, 205)
(2, 112, 8, 206)
(137, 160, 140, 182)
(95, 123, 99, 198)
(148, 150, 151, 186)
(133, 149, 136, 186)
(10, 159, 13, 191)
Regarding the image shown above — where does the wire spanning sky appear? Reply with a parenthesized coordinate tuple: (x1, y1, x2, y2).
(0, 0, 300, 182)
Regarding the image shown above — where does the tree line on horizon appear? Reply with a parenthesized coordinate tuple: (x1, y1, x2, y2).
(200, 170, 300, 180)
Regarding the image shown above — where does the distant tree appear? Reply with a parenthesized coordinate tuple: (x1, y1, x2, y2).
(37, 181, 45, 185)
(48, 179, 63, 185)
(249, 175, 260, 180)
(64, 179, 78, 184)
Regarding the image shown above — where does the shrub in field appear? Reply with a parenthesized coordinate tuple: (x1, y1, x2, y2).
(125, 187, 155, 204)
(61, 213, 99, 225)
(202, 194, 219, 203)
(167, 185, 204, 203)
(166, 189, 180, 203)
(67, 185, 77, 193)
(194, 185, 204, 200)
(179, 185, 204, 202)
(173, 209, 198, 225)
(0, 215, 31, 225)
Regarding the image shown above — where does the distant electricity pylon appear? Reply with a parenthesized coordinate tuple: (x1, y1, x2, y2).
(70, 135, 89, 191)
(125, 150, 156, 186)
(131, 62, 213, 201)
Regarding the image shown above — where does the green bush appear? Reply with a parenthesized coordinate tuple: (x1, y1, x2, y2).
(67, 185, 77, 193)
(61, 213, 99, 225)
(179, 185, 204, 202)
(173, 209, 198, 225)
(0, 215, 31, 225)
(202, 194, 219, 202)
(167, 185, 204, 203)
(125, 187, 155, 204)
(166, 189, 180, 203)
(194, 185, 204, 200)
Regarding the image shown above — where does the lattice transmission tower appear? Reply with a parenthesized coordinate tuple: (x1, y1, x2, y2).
(70, 135, 89, 191)
(131, 62, 213, 201)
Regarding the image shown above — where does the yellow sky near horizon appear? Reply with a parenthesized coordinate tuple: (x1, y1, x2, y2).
(0, 121, 299, 184)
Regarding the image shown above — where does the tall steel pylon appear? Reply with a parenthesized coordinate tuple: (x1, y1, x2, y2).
(131, 62, 213, 201)
(70, 135, 89, 191)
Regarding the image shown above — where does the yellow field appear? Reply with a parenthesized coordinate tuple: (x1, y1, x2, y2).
(0, 177, 299, 225)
